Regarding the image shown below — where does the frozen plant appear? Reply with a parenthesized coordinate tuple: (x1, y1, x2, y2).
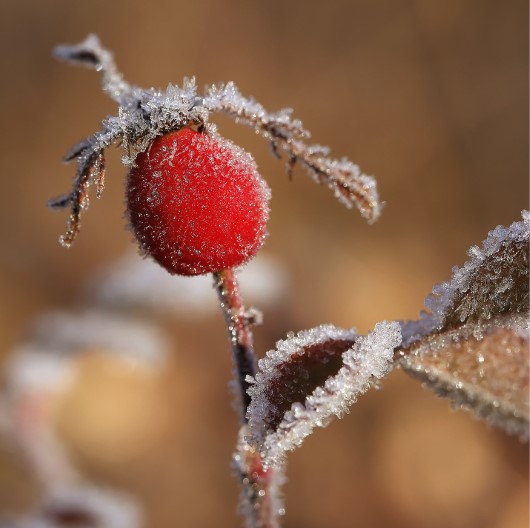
(49, 34, 381, 250)
(47, 35, 529, 528)
(49, 34, 383, 528)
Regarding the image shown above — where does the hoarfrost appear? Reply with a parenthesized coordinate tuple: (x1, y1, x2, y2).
(247, 321, 401, 468)
(50, 35, 382, 247)
(401, 211, 529, 347)
(398, 212, 529, 438)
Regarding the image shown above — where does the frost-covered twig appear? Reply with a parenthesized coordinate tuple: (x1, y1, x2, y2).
(50, 35, 382, 248)
(213, 268, 284, 528)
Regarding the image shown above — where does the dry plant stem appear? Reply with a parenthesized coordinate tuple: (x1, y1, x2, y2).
(213, 268, 281, 528)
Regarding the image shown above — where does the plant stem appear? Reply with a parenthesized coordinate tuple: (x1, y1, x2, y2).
(213, 268, 284, 528)
(213, 268, 258, 418)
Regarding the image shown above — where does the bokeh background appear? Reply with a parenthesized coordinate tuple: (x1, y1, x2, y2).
(0, 1, 528, 527)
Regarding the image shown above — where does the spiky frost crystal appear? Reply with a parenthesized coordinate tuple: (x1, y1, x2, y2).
(50, 35, 382, 248)
(247, 322, 401, 468)
(401, 211, 529, 347)
(398, 212, 529, 438)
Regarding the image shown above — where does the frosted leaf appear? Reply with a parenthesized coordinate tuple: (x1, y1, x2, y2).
(247, 322, 401, 468)
(401, 211, 529, 347)
(51, 36, 382, 247)
(398, 212, 529, 438)
(400, 316, 528, 438)
(88, 252, 288, 317)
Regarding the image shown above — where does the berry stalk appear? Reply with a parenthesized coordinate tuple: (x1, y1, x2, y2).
(213, 268, 258, 419)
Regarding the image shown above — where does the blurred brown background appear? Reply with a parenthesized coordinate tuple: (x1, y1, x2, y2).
(0, 1, 528, 527)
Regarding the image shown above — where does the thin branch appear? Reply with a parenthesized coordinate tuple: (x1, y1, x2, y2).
(234, 427, 285, 528)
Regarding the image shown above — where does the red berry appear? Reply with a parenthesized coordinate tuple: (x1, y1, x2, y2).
(126, 127, 270, 276)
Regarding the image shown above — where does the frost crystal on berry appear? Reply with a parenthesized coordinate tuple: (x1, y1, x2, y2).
(127, 127, 271, 275)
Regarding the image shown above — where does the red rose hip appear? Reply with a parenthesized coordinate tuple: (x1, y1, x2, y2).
(126, 127, 271, 276)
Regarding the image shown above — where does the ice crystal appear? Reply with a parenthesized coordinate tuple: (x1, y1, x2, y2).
(401, 211, 529, 347)
(398, 212, 529, 438)
(50, 35, 382, 247)
(247, 322, 401, 468)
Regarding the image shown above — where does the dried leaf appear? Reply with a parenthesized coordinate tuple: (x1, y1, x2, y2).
(398, 212, 529, 438)
(247, 322, 401, 468)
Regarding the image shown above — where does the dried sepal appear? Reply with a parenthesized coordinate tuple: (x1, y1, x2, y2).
(398, 212, 529, 438)
(247, 322, 401, 468)
(205, 82, 382, 223)
(50, 36, 382, 246)
(54, 34, 135, 105)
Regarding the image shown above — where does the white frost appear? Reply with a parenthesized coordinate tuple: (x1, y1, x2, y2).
(247, 321, 401, 468)
(401, 211, 529, 347)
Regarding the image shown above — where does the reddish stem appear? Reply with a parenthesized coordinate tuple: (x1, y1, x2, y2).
(213, 268, 283, 528)
(213, 268, 257, 418)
